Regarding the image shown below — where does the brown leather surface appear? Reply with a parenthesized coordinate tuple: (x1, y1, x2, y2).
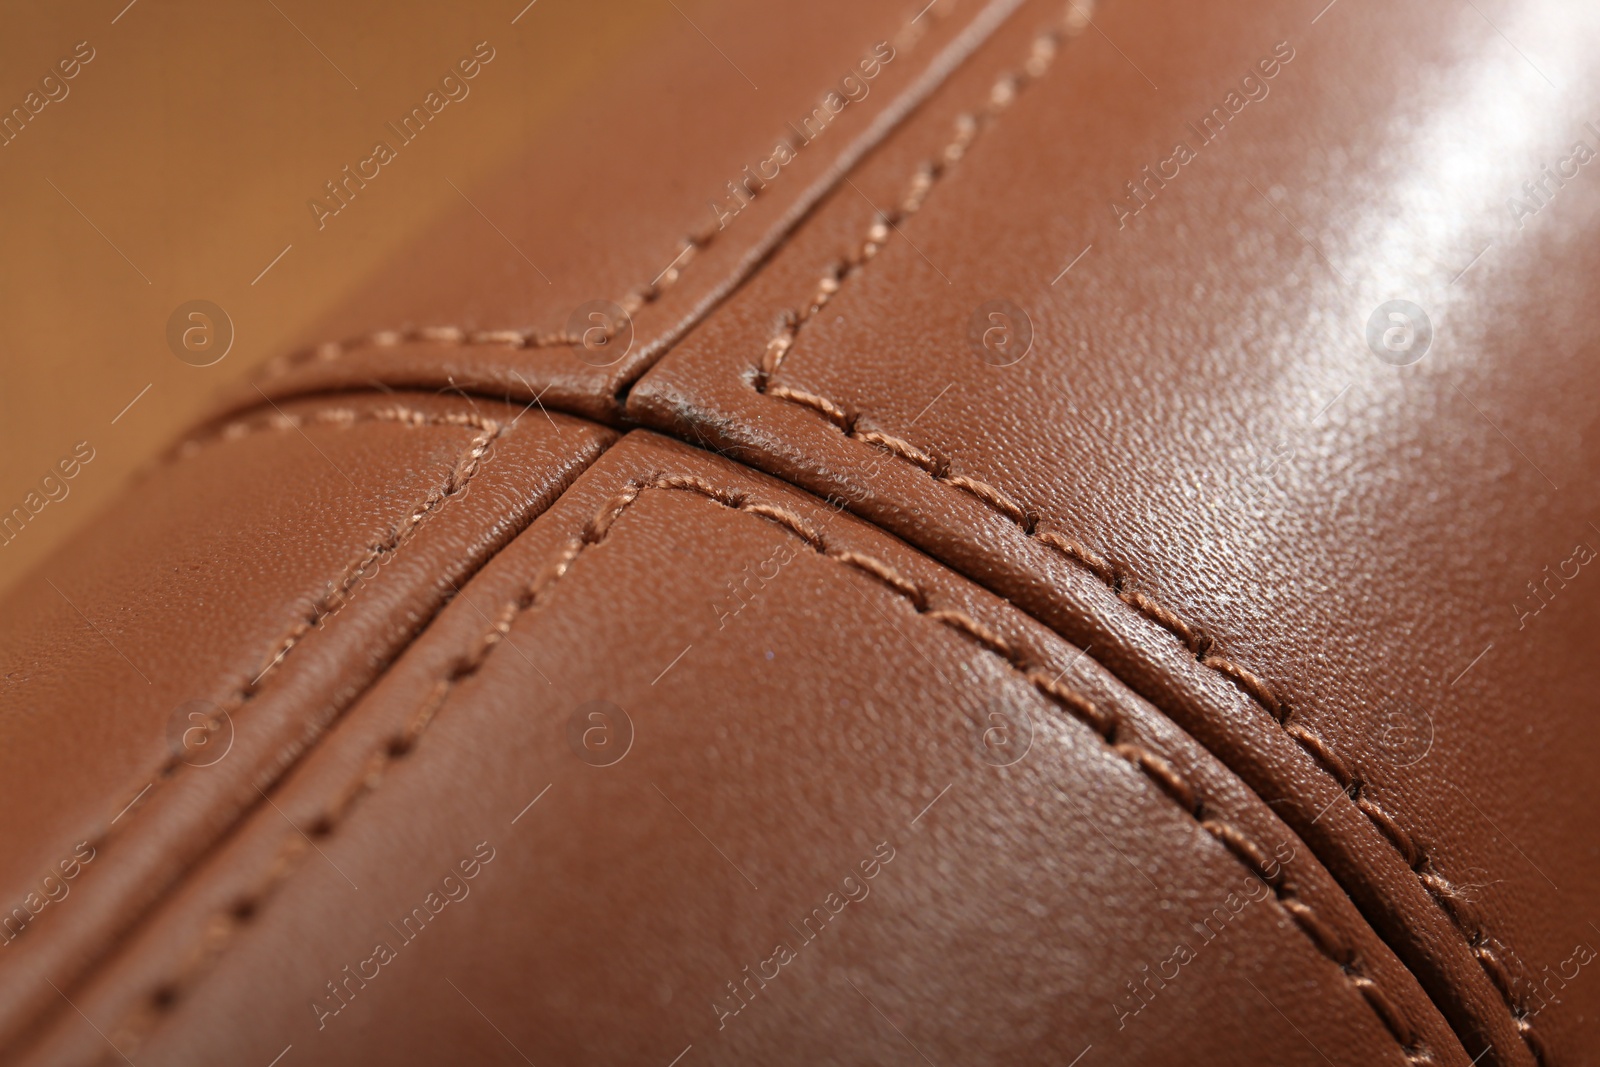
(0, 393, 612, 1049)
(16, 433, 1464, 1066)
(3, 0, 1598, 1063)
(629, 1, 1600, 1063)
(0, 0, 651, 595)
(244, 0, 1025, 422)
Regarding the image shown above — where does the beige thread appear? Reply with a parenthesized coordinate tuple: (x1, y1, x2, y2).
(755, 14, 1075, 390)
(8, 408, 503, 964)
(104, 468, 1429, 1064)
(735, 0, 1491, 1058)
(255, 1, 964, 386)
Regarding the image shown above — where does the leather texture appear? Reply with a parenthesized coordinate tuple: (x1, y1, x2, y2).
(15, 432, 1463, 1065)
(0, 393, 613, 1050)
(3, 0, 1598, 1064)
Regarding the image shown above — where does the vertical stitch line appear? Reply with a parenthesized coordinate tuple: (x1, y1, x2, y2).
(256, 0, 966, 387)
(8, 408, 507, 967)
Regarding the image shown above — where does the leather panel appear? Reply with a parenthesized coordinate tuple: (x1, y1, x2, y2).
(628, 0, 1600, 1062)
(0, 393, 612, 1051)
(15, 432, 1464, 1066)
(238, 0, 1032, 421)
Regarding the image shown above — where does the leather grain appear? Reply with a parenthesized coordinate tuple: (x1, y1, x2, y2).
(17, 433, 1464, 1066)
(629, 0, 1600, 1063)
(241, 0, 1032, 421)
(3, 0, 1597, 1063)
(0, 394, 612, 1051)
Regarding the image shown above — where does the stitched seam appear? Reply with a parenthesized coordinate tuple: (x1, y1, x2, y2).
(168, 405, 498, 462)
(107, 471, 1432, 1064)
(753, 4, 1078, 391)
(744, 0, 1540, 1056)
(252, 0, 963, 386)
(775, 372, 1545, 1067)
(5, 407, 504, 957)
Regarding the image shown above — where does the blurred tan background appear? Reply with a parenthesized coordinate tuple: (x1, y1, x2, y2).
(0, 0, 662, 594)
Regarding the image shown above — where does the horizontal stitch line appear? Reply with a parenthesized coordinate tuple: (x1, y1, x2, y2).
(171, 405, 498, 462)
(109, 464, 1428, 1064)
(254, 0, 962, 388)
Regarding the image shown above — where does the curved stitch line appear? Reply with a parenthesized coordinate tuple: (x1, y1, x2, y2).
(5, 407, 505, 959)
(762, 172, 1538, 1067)
(169, 405, 499, 463)
(106, 471, 1431, 1065)
(740, 0, 1538, 1057)
(253, 0, 963, 387)
(761, 240, 1541, 1067)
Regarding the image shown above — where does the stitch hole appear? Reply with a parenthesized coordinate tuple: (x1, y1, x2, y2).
(150, 984, 179, 1011)
(386, 735, 415, 759)
(308, 814, 336, 838)
(230, 898, 258, 923)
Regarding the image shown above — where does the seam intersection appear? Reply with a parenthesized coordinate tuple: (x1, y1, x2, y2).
(740, 0, 1531, 1060)
(253, 0, 966, 388)
(5, 406, 502, 961)
(106, 469, 1432, 1064)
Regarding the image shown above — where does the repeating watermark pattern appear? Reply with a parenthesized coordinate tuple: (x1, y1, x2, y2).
(1364, 299, 1432, 366)
(1370, 701, 1434, 768)
(712, 531, 804, 630)
(0, 40, 96, 149)
(1233, 436, 1295, 509)
(1513, 938, 1597, 1023)
(708, 42, 896, 232)
(0, 440, 95, 550)
(1507, 123, 1600, 229)
(311, 840, 496, 1030)
(1110, 840, 1296, 1030)
(967, 299, 1033, 366)
(1112, 42, 1297, 229)
(1512, 535, 1597, 631)
(165, 699, 234, 768)
(0, 841, 96, 946)
(566, 700, 634, 767)
(307, 42, 497, 230)
(973, 694, 1034, 767)
(566, 299, 634, 367)
(712, 480, 880, 632)
(712, 841, 897, 1030)
(4, 4, 1596, 1062)
(166, 299, 234, 367)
